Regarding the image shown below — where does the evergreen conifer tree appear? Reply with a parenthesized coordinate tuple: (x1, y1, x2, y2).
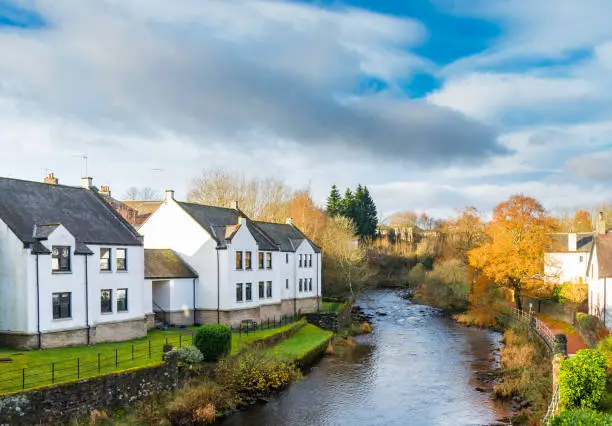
(326, 185, 342, 216)
(340, 188, 354, 218)
(361, 186, 378, 238)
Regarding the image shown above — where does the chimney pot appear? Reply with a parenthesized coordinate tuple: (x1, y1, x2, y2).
(99, 185, 111, 196)
(81, 177, 93, 189)
(233, 200, 239, 210)
(164, 189, 175, 202)
(44, 173, 58, 185)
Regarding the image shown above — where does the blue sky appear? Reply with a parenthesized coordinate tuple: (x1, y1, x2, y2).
(1, 0, 612, 218)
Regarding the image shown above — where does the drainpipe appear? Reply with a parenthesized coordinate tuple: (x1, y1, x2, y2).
(35, 253, 41, 349)
(216, 249, 220, 324)
(85, 255, 91, 345)
(316, 252, 320, 312)
(193, 278, 197, 326)
(293, 252, 297, 317)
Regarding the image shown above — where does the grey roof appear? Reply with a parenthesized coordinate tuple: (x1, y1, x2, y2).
(0, 178, 142, 248)
(548, 233, 594, 253)
(145, 249, 198, 279)
(33, 224, 60, 239)
(31, 241, 51, 255)
(177, 202, 278, 250)
(254, 222, 321, 253)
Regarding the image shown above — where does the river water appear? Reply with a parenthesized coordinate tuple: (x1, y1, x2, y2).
(221, 290, 510, 426)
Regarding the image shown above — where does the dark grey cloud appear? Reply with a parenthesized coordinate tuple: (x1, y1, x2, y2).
(0, 1, 509, 166)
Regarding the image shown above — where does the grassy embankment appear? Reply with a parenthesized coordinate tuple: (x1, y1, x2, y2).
(84, 323, 333, 425)
(0, 321, 302, 394)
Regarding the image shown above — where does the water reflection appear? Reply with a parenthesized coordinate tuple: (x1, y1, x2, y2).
(220, 290, 509, 426)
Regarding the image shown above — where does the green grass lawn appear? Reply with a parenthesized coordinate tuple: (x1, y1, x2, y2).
(0, 320, 304, 394)
(267, 324, 333, 362)
(321, 301, 342, 313)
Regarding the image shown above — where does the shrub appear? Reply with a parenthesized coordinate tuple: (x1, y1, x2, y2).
(167, 381, 225, 425)
(360, 322, 373, 334)
(551, 408, 612, 425)
(215, 351, 300, 394)
(559, 349, 607, 409)
(193, 324, 232, 362)
(174, 345, 204, 365)
(560, 283, 588, 304)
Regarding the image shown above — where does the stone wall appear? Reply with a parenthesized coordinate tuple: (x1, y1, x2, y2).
(0, 352, 179, 425)
(525, 298, 581, 324)
(92, 318, 148, 344)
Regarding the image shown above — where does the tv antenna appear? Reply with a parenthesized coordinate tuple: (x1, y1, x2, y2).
(82, 154, 88, 177)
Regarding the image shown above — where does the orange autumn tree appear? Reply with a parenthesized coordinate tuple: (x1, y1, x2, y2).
(468, 195, 557, 310)
(572, 209, 593, 232)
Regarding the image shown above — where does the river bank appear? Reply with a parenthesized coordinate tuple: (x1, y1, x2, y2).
(220, 290, 514, 426)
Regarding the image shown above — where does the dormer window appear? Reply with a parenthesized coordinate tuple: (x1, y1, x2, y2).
(52, 246, 71, 272)
(100, 248, 111, 271)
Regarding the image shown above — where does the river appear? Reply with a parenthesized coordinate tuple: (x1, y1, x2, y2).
(220, 290, 511, 426)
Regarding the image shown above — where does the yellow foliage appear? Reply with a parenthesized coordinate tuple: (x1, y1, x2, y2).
(360, 322, 373, 334)
(560, 283, 588, 303)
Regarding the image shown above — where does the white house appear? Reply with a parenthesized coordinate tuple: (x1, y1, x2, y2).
(0, 175, 152, 349)
(544, 232, 594, 284)
(138, 190, 322, 327)
(587, 214, 612, 328)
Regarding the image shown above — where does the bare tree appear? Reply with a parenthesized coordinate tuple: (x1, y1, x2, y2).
(122, 187, 161, 200)
(187, 168, 292, 221)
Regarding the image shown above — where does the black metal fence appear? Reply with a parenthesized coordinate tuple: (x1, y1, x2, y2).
(0, 334, 192, 395)
(230, 313, 302, 336)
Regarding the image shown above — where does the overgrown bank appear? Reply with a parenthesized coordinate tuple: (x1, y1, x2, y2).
(75, 322, 334, 425)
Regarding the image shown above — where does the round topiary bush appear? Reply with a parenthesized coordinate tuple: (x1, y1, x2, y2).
(193, 324, 232, 362)
(559, 349, 607, 410)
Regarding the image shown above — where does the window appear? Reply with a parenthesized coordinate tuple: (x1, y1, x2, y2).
(245, 283, 252, 301)
(117, 249, 127, 271)
(299, 278, 303, 292)
(100, 289, 112, 313)
(245, 251, 252, 270)
(579, 255, 584, 263)
(235, 251, 243, 270)
(52, 246, 71, 272)
(266, 252, 272, 269)
(299, 254, 303, 268)
(100, 248, 111, 271)
(286, 278, 289, 289)
(266, 281, 272, 298)
(309, 278, 313, 292)
(236, 283, 243, 302)
(286, 253, 289, 263)
(309, 254, 313, 267)
(117, 288, 128, 312)
(258, 252, 264, 269)
(259, 281, 265, 298)
(52, 292, 71, 319)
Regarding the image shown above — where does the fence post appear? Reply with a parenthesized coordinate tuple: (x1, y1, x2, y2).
(77, 358, 80, 379)
(115, 349, 118, 367)
(246, 323, 249, 336)
(179, 335, 182, 348)
(52, 363, 55, 384)
(149, 340, 152, 358)
(132, 344, 135, 361)
(98, 353, 101, 374)
(22, 368, 25, 390)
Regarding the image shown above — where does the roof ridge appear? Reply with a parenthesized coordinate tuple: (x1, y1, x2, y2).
(177, 200, 237, 211)
(0, 176, 89, 191)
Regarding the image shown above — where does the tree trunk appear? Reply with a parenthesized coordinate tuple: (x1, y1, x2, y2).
(512, 280, 523, 311)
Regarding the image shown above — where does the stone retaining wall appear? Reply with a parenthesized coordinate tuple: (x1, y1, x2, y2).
(0, 352, 179, 425)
